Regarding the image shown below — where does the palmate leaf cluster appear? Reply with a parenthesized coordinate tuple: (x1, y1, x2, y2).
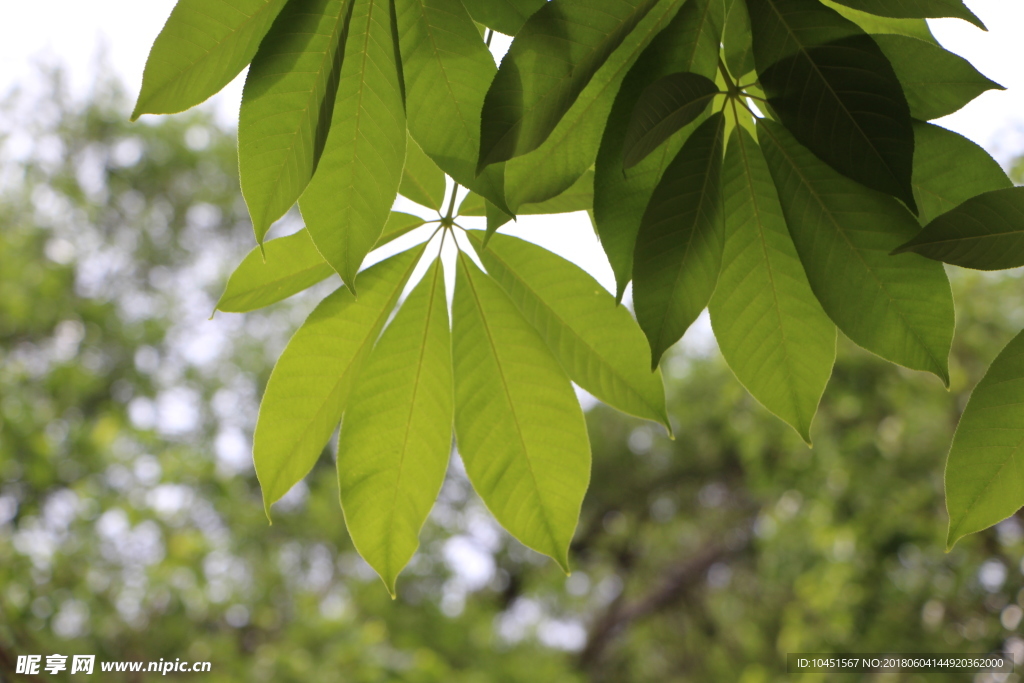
(133, 0, 1024, 591)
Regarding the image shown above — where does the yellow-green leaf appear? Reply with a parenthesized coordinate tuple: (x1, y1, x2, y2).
(452, 254, 590, 570)
(338, 260, 452, 595)
(254, 246, 422, 514)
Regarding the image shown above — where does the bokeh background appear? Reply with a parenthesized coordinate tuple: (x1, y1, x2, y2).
(2, 2, 1024, 681)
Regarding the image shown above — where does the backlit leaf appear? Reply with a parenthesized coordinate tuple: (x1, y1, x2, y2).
(460, 171, 594, 217)
(709, 128, 835, 443)
(910, 121, 1011, 225)
(593, 0, 723, 300)
(216, 230, 336, 313)
(820, 0, 937, 42)
(452, 254, 590, 570)
(623, 72, 719, 169)
(503, 0, 688, 211)
(758, 119, 953, 384)
(723, 0, 754, 78)
(400, 136, 447, 211)
(337, 260, 452, 595)
(254, 247, 422, 514)
(478, 0, 662, 170)
(133, 0, 289, 119)
(216, 212, 429, 314)
(747, 0, 917, 212)
(872, 34, 1003, 121)
(461, 0, 546, 36)
(633, 112, 725, 368)
(239, 0, 350, 242)
(470, 232, 669, 430)
(894, 188, 1024, 271)
(828, 0, 985, 30)
(946, 328, 1024, 549)
(396, 0, 511, 213)
(300, 0, 406, 292)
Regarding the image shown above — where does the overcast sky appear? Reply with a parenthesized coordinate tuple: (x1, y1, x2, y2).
(2, 0, 1022, 295)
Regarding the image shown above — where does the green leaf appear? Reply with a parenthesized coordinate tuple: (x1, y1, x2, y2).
(337, 260, 452, 596)
(946, 328, 1024, 549)
(709, 128, 836, 443)
(238, 0, 350, 243)
(216, 230, 336, 313)
(400, 135, 447, 211)
(758, 119, 954, 384)
(821, 0, 937, 42)
(894, 188, 1024, 271)
(459, 170, 594, 218)
(723, 0, 754, 79)
(484, 200, 514, 242)
(623, 72, 719, 169)
(469, 232, 669, 430)
(216, 212, 429, 314)
(395, 0, 511, 214)
(460, 0, 546, 36)
(132, 0, 289, 119)
(477, 0, 662, 170)
(254, 246, 422, 515)
(633, 112, 726, 368)
(910, 121, 1011, 225)
(827, 0, 985, 30)
(872, 34, 1003, 121)
(451, 254, 590, 571)
(746, 0, 917, 212)
(299, 0, 407, 292)
(593, 0, 724, 300)
(502, 0, 689, 212)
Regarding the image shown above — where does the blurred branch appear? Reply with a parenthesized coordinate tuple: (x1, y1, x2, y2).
(578, 530, 750, 672)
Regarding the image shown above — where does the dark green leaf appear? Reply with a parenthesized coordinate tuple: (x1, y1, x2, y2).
(894, 188, 1024, 271)
(477, 0, 662, 170)
(633, 112, 725, 368)
(396, 0, 511, 214)
(723, 0, 754, 78)
(623, 72, 718, 169)
(709, 128, 836, 443)
(451, 254, 590, 571)
(254, 247, 422, 514)
(594, 0, 723, 300)
(827, 0, 985, 30)
(132, 0, 289, 119)
(300, 0, 407, 292)
(337, 260, 452, 596)
(747, 0, 917, 212)
(911, 121, 1011, 225)
(238, 0, 350, 243)
(946, 328, 1024, 550)
(758, 119, 953, 384)
(470, 232, 670, 430)
(400, 135, 447, 211)
(502, 0, 689, 211)
(460, 0, 546, 35)
(873, 34, 1003, 121)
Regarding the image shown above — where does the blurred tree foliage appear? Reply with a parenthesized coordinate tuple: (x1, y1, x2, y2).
(1, 71, 1022, 682)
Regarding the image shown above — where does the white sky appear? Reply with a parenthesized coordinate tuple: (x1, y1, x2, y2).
(1, 0, 1022, 296)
